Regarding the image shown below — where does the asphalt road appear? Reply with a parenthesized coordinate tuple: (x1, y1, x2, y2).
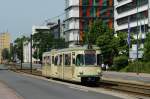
(16, 63, 42, 69)
(0, 65, 121, 99)
(20, 63, 150, 84)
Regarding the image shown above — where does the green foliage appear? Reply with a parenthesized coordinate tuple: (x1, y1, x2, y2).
(1, 48, 10, 60)
(122, 61, 150, 73)
(83, 19, 134, 66)
(85, 20, 108, 44)
(14, 36, 29, 61)
(9, 44, 14, 61)
(32, 31, 66, 61)
(111, 56, 128, 71)
(144, 33, 150, 62)
(32, 31, 54, 61)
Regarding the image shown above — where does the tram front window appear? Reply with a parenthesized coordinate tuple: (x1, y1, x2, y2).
(85, 54, 96, 65)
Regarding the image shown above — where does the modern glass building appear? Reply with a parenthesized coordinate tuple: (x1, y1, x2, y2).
(64, 0, 113, 46)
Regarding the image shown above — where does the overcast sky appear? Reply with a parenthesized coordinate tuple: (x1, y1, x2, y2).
(0, 0, 65, 42)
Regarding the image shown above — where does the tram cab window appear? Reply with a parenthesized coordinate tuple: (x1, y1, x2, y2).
(76, 54, 84, 66)
(85, 53, 96, 65)
(64, 54, 71, 66)
(97, 54, 102, 66)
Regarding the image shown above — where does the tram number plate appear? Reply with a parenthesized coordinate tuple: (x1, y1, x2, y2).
(87, 77, 95, 82)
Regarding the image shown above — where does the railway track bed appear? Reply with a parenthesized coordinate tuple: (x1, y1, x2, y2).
(100, 80, 150, 97)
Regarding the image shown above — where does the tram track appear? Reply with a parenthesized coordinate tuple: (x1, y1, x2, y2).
(99, 80, 150, 97)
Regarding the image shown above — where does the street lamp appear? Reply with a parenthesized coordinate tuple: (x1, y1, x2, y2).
(20, 33, 23, 70)
(30, 34, 32, 74)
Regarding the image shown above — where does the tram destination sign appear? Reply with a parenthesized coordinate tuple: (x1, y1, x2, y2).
(84, 50, 96, 54)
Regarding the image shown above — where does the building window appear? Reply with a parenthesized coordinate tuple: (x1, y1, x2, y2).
(117, 0, 148, 14)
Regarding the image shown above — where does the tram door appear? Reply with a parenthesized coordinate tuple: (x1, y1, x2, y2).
(63, 53, 73, 80)
(51, 55, 58, 78)
(46, 55, 51, 77)
(57, 54, 63, 79)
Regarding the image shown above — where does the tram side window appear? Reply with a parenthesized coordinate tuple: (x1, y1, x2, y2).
(54, 56, 58, 66)
(72, 52, 75, 65)
(55, 55, 62, 66)
(76, 54, 84, 66)
(59, 55, 62, 66)
(64, 54, 71, 66)
(43, 57, 46, 64)
(47, 56, 51, 65)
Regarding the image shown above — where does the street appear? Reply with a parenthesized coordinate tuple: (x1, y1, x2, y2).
(0, 64, 121, 99)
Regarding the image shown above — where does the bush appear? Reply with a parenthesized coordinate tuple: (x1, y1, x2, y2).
(112, 56, 128, 71)
(122, 61, 150, 73)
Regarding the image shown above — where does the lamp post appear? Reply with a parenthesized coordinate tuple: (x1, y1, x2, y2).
(30, 34, 32, 74)
(136, 0, 139, 61)
(20, 33, 23, 70)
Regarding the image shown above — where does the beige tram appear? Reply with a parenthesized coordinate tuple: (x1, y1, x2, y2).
(42, 45, 102, 84)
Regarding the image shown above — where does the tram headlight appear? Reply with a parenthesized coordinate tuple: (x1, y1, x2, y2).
(97, 70, 102, 76)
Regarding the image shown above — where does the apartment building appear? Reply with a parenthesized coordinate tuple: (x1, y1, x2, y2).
(114, 0, 148, 58)
(0, 32, 11, 63)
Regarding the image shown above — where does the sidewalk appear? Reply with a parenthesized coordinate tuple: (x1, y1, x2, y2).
(0, 82, 22, 99)
(102, 71, 150, 85)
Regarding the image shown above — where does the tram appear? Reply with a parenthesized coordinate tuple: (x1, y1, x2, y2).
(42, 45, 102, 84)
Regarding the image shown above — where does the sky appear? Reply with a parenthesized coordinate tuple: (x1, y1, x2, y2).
(0, 0, 65, 42)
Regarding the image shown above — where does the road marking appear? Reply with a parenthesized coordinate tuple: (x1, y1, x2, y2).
(69, 86, 89, 92)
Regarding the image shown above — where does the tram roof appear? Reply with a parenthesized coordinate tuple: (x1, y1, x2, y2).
(43, 45, 100, 55)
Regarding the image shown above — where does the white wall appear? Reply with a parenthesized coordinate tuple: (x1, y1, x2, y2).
(114, 0, 149, 32)
(32, 26, 50, 35)
(23, 42, 39, 63)
(66, 0, 79, 7)
(23, 42, 31, 63)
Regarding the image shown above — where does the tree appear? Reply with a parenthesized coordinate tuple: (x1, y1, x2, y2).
(144, 33, 150, 61)
(84, 19, 132, 65)
(32, 31, 54, 61)
(14, 36, 29, 62)
(32, 30, 66, 61)
(85, 19, 116, 65)
(2, 48, 10, 61)
(83, 19, 108, 44)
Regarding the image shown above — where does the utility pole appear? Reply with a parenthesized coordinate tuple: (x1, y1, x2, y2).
(21, 36, 23, 70)
(136, 0, 139, 61)
(136, 0, 139, 75)
(30, 34, 32, 74)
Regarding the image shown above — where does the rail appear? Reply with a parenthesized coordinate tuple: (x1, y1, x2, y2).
(100, 80, 150, 97)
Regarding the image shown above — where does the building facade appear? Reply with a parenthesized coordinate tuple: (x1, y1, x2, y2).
(114, 0, 149, 58)
(64, 0, 113, 46)
(0, 32, 11, 63)
(114, 0, 148, 33)
(23, 22, 65, 63)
